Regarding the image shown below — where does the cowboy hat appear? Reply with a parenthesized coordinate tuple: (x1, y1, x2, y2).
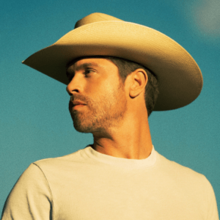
(22, 12, 203, 111)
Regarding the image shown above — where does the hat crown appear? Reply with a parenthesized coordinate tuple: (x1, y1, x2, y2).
(74, 12, 122, 28)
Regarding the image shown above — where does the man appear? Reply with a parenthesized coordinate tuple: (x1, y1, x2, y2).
(1, 13, 219, 220)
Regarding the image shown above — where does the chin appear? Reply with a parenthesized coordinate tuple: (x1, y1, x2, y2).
(72, 119, 96, 133)
(73, 120, 106, 134)
(71, 112, 113, 134)
(74, 125, 92, 133)
(72, 121, 91, 133)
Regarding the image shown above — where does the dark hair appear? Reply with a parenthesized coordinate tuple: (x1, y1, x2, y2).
(106, 57, 159, 116)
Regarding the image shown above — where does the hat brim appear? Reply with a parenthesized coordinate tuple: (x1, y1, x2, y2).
(23, 21, 203, 111)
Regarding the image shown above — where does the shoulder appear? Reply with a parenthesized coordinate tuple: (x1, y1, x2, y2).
(152, 151, 219, 219)
(156, 151, 205, 179)
(26, 148, 92, 186)
(3, 148, 86, 209)
(155, 151, 215, 199)
(33, 147, 85, 170)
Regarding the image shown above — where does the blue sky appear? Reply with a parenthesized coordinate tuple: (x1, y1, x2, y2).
(1, 0, 220, 213)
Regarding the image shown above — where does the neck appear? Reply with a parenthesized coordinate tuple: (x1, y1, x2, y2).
(92, 111, 152, 159)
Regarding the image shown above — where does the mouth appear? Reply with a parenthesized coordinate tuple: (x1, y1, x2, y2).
(69, 100, 86, 110)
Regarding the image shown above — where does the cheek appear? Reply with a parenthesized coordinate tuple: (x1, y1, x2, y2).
(85, 80, 113, 96)
(84, 76, 123, 104)
(84, 79, 103, 93)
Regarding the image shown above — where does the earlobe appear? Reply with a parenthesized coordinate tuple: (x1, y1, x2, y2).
(129, 69, 148, 98)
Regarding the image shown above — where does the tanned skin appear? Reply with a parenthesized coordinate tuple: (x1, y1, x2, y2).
(66, 58, 152, 159)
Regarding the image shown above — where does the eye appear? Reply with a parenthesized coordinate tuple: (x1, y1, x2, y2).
(84, 68, 95, 77)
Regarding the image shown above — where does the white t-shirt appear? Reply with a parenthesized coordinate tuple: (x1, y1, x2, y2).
(2, 146, 219, 220)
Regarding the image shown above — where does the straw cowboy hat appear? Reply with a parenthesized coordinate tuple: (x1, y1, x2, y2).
(23, 12, 203, 111)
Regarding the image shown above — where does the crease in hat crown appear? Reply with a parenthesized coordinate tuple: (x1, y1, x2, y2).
(74, 13, 123, 28)
(22, 12, 203, 111)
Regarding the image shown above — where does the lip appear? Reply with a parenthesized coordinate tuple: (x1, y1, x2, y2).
(69, 100, 86, 110)
(72, 100, 86, 106)
(73, 104, 86, 110)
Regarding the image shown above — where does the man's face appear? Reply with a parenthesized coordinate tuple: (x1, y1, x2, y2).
(66, 58, 127, 134)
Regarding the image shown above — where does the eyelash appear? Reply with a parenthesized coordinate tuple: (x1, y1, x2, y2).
(84, 68, 95, 77)
(66, 68, 95, 81)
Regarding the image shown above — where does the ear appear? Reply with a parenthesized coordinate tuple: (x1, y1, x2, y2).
(129, 68, 148, 98)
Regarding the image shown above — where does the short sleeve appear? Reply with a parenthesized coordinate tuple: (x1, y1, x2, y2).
(1, 163, 53, 220)
(205, 177, 219, 220)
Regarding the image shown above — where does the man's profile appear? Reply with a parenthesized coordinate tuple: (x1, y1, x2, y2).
(1, 12, 219, 220)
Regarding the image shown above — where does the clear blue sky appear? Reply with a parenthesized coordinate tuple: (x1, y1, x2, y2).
(1, 0, 220, 213)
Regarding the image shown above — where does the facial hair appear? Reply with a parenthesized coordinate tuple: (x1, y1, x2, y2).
(69, 85, 127, 134)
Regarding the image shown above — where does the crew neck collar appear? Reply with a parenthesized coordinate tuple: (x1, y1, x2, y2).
(81, 145, 157, 169)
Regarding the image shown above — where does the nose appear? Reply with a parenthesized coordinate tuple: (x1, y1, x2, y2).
(66, 74, 82, 96)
